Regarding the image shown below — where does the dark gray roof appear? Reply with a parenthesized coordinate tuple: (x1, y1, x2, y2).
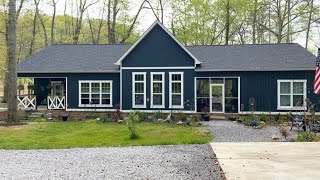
(17, 44, 131, 73)
(189, 43, 316, 71)
(17, 43, 316, 73)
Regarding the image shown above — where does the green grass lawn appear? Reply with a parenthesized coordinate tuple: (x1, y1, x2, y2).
(0, 120, 212, 149)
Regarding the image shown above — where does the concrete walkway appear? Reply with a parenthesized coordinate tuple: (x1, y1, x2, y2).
(211, 142, 320, 180)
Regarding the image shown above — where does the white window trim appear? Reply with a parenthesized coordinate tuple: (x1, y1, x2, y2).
(277, 79, 307, 110)
(132, 72, 147, 108)
(151, 72, 165, 108)
(169, 72, 184, 109)
(78, 80, 113, 107)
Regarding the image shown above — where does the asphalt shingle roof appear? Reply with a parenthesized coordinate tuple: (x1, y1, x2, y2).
(17, 43, 316, 73)
(17, 44, 131, 72)
(189, 43, 316, 71)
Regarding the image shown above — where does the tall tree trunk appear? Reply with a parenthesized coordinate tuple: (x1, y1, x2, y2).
(305, 0, 314, 48)
(286, 0, 291, 43)
(35, 0, 48, 46)
(107, 0, 118, 44)
(29, 0, 39, 55)
(252, 0, 258, 44)
(7, 0, 18, 124)
(51, 0, 57, 44)
(3, 0, 24, 103)
(225, 0, 230, 45)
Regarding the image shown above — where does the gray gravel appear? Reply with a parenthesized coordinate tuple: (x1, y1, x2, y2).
(204, 120, 298, 142)
(0, 144, 222, 180)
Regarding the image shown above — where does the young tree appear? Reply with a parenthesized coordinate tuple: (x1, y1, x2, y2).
(7, 0, 18, 124)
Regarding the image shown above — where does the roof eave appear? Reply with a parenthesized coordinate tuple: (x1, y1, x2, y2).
(195, 68, 315, 72)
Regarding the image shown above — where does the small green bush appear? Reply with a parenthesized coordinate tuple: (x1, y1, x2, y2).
(137, 111, 148, 122)
(295, 132, 319, 142)
(259, 114, 268, 122)
(274, 113, 281, 122)
(154, 111, 165, 120)
(126, 111, 140, 139)
(99, 116, 112, 123)
(236, 116, 246, 122)
(179, 113, 188, 121)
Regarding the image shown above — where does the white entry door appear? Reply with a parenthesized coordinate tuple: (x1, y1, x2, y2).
(51, 81, 64, 96)
(210, 84, 224, 113)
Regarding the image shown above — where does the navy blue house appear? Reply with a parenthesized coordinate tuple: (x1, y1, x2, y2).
(17, 21, 318, 114)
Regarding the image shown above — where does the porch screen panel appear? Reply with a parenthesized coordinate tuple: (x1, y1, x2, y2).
(224, 78, 239, 113)
(196, 78, 210, 112)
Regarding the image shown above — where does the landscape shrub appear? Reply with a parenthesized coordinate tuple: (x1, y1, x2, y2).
(99, 115, 112, 123)
(295, 132, 319, 142)
(126, 111, 139, 139)
(274, 113, 281, 122)
(137, 111, 148, 122)
(179, 113, 188, 121)
(154, 111, 165, 120)
(259, 114, 268, 122)
(236, 116, 246, 122)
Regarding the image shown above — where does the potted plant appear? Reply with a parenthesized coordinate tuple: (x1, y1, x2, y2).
(18, 84, 24, 90)
(46, 84, 52, 91)
(62, 112, 69, 121)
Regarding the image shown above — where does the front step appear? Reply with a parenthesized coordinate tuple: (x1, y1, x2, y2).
(210, 115, 226, 120)
(21, 112, 45, 121)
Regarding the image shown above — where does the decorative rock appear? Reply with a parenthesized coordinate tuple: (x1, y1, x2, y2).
(96, 118, 100, 121)
(176, 121, 183, 125)
(272, 135, 280, 141)
(118, 120, 124, 124)
(157, 119, 163, 122)
(162, 119, 170, 123)
(165, 113, 171, 121)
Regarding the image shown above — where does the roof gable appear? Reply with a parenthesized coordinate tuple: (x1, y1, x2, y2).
(115, 20, 201, 66)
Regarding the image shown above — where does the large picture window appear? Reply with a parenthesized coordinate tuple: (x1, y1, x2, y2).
(169, 72, 184, 108)
(277, 80, 307, 110)
(132, 72, 146, 108)
(79, 81, 112, 107)
(151, 72, 165, 108)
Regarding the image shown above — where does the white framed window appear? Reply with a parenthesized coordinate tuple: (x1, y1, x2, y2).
(132, 72, 146, 108)
(169, 72, 184, 108)
(151, 72, 165, 108)
(277, 80, 307, 110)
(78, 80, 112, 107)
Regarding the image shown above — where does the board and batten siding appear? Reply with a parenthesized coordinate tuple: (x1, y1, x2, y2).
(121, 24, 195, 67)
(18, 73, 120, 109)
(196, 70, 319, 112)
(121, 69, 195, 111)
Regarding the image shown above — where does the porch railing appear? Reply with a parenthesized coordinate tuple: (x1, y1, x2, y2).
(47, 96, 66, 110)
(17, 95, 36, 109)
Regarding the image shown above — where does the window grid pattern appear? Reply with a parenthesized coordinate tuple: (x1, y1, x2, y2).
(151, 72, 165, 108)
(133, 72, 146, 108)
(278, 80, 306, 109)
(79, 81, 112, 107)
(170, 72, 184, 108)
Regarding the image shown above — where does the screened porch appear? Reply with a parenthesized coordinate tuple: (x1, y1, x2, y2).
(17, 78, 67, 110)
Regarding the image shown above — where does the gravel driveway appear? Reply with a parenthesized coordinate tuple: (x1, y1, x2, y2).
(0, 144, 222, 180)
(204, 120, 298, 142)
